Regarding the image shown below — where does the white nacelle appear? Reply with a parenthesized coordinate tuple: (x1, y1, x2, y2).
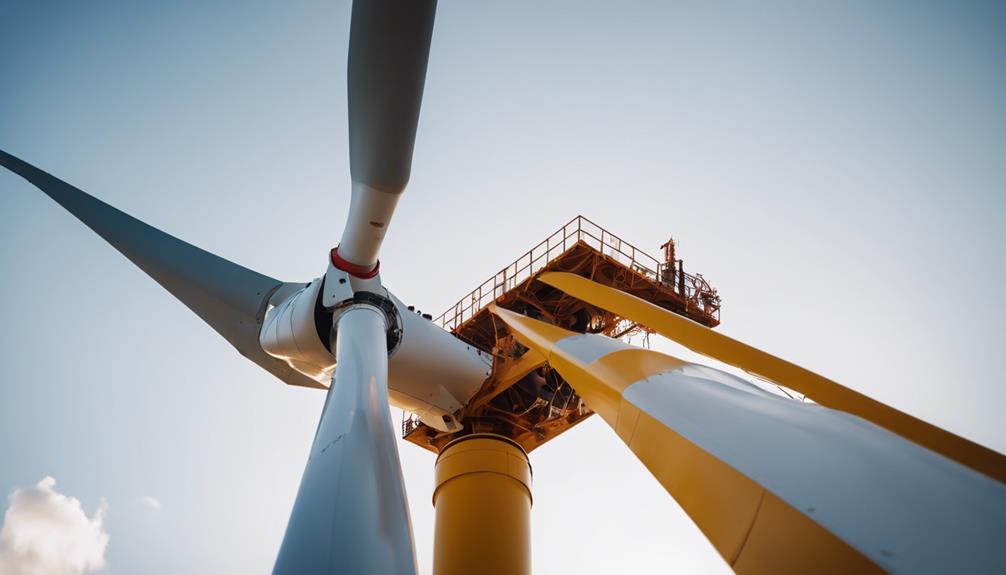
(385, 292, 492, 431)
(260, 279, 335, 383)
(259, 277, 491, 432)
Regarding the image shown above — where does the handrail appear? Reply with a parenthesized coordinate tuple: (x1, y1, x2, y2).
(402, 412, 422, 437)
(434, 216, 720, 332)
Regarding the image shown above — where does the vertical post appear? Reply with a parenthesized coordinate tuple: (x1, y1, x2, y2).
(432, 434, 532, 575)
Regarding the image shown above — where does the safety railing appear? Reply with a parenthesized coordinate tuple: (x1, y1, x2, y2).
(402, 412, 422, 437)
(435, 216, 720, 332)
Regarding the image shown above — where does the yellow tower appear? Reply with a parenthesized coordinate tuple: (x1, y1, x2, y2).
(432, 434, 533, 575)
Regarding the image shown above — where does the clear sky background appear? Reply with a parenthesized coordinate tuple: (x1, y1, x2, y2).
(1, 0, 1004, 573)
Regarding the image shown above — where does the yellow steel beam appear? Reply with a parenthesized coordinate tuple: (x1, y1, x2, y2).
(466, 348, 546, 412)
(537, 271, 1006, 484)
(489, 305, 880, 574)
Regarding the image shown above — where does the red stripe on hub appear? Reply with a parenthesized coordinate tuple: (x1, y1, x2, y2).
(330, 247, 380, 279)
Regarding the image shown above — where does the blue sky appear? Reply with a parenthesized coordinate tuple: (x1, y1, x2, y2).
(1, 0, 1004, 573)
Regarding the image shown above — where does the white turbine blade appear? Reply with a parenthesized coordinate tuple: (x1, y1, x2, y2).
(336, 0, 437, 270)
(0, 148, 323, 389)
(273, 305, 417, 574)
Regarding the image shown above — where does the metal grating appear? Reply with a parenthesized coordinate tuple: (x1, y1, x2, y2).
(435, 215, 720, 332)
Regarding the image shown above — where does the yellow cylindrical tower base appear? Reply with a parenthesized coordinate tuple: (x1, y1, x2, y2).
(432, 433, 532, 575)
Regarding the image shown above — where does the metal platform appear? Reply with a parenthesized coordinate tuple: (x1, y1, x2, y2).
(403, 216, 721, 454)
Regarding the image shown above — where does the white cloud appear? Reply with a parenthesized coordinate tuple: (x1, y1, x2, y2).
(0, 477, 109, 575)
(140, 496, 161, 511)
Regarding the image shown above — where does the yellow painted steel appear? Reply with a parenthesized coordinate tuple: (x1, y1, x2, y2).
(433, 434, 532, 575)
(490, 306, 881, 574)
(538, 271, 1006, 484)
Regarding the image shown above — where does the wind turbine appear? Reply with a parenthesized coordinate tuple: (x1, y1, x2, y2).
(2, 1, 1004, 574)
